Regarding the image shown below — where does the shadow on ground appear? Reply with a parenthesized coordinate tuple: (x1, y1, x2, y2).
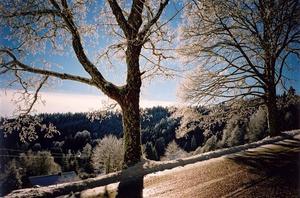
(115, 166, 144, 198)
(226, 136, 300, 197)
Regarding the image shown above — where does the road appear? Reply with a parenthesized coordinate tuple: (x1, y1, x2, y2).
(101, 134, 300, 198)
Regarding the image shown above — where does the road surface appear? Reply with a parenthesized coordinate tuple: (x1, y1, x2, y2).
(97, 134, 300, 198)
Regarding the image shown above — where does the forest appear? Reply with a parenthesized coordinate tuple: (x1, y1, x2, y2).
(0, 87, 299, 196)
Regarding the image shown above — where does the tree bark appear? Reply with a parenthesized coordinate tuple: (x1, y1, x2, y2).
(265, 86, 280, 137)
(119, 43, 143, 168)
(120, 92, 142, 168)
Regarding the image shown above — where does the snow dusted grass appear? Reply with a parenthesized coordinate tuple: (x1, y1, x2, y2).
(6, 130, 300, 198)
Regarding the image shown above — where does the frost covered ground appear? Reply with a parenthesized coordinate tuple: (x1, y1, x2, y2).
(6, 129, 300, 198)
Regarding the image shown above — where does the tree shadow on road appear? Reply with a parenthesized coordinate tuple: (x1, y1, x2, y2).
(116, 164, 144, 198)
(226, 137, 300, 197)
(227, 137, 300, 173)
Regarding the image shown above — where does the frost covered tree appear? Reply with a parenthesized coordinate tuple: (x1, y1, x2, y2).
(79, 143, 93, 174)
(221, 115, 246, 147)
(247, 107, 268, 142)
(161, 140, 188, 160)
(194, 135, 218, 154)
(74, 130, 91, 149)
(0, 0, 174, 167)
(179, 0, 300, 136)
(171, 107, 201, 138)
(91, 135, 124, 174)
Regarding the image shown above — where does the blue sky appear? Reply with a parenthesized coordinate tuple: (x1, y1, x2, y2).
(283, 55, 300, 92)
(0, 1, 299, 116)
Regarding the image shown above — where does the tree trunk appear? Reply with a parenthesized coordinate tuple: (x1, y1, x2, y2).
(265, 86, 280, 137)
(120, 91, 142, 168)
(266, 99, 279, 137)
(118, 43, 142, 168)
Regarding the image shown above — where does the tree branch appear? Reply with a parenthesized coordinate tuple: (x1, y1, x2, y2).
(0, 49, 94, 86)
(21, 76, 49, 115)
(138, 0, 169, 41)
(218, 18, 266, 83)
(128, 0, 145, 34)
(107, 0, 131, 38)
(49, 0, 122, 100)
(0, 9, 59, 18)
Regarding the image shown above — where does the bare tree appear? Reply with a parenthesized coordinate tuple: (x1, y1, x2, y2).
(179, 0, 300, 136)
(0, 0, 173, 167)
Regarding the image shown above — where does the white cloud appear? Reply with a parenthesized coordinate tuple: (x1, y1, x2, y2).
(0, 89, 176, 117)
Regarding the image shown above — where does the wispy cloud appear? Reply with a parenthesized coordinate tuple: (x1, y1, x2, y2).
(0, 89, 176, 117)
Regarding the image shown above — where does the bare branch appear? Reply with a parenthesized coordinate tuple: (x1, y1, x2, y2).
(21, 76, 49, 115)
(49, 0, 122, 100)
(138, 0, 169, 41)
(0, 49, 94, 86)
(107, 0, 131, 37)
(128, 0, 145, 33)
